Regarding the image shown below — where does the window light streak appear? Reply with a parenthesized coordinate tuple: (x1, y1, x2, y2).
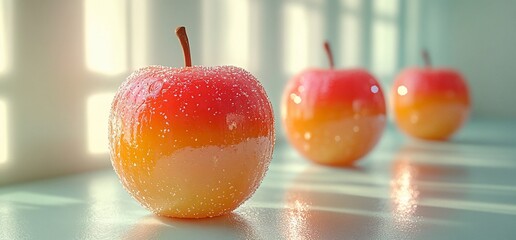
(391, 160, 420, 229)
(373, 0, 399, 17)
(419, 182, 516, 194)
(202, 0, 250, 69)
(0, 100, 6, 163)
(283, 2, 308, 75)
(264, 180, 516, 215)
(84, 0, 127, 75)
(0, 192, 81, 206)
(222, 0, 249, 69)
(421, 198, 516, 216)
(262, 181, 385, 199)
(249, 200, 389, 219)
(372, 20, 397, 76)
(340, 14, 362, 67)
(404, 152, 516, 168)
(247, 201, 456, 226)
(248, 0, 262, 72)
(130, 0, 148, 70)
(87, 92, 115, 154)
(0, 0, 12, 74)
(341, 0, 361, 11)
(201, 0, 216, 66)
(284, 197, 309, 240)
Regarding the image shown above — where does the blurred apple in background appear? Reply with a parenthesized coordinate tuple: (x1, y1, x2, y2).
(108, 27, 275, 218)
(281, 42, 386, 166)
(392, 50, 470, 140)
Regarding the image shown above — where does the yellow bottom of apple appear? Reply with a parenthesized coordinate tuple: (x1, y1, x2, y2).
(285, 115, 386, 166)
(113, 137, 272, 218)
(395, 99, 469, 140)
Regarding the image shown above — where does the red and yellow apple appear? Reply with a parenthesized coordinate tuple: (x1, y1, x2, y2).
(108, 27, 275, 218)
(392, 50, 470, 140)
(281, 42, 386, 166)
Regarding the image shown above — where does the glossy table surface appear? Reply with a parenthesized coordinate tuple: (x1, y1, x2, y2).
(1, 120, 516, 240)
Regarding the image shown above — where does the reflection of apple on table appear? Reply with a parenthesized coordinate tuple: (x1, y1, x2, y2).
(108, 26, 275, 218)
(389, 142, 466, 236)
(280, 165, 387, 239)
(390, 154, 421, 232)
(282, 42, 386, 166)
(392, 50, 470, 140)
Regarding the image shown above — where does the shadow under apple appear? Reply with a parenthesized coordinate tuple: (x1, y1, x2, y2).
(121, 212, 259, 240)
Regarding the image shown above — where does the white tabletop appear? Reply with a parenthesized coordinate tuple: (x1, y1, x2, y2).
(1, 120, 516, 240)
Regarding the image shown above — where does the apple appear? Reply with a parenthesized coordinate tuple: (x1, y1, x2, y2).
(281, 42, 386, 166)
(392, 50, 470, 140)
(108, 26, 275, 218)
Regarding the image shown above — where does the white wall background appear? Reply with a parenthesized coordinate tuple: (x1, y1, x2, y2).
(405, 0, 516, 119)
(0, 0, 515, 185)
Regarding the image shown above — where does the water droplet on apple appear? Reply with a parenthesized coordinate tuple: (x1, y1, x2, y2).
(352, 100, 362, 112)
(304, 132, 311, 140)
(410, 113, 419, 124)
(228, 122, 237, 130)
(149, 80, 163, 96)
(303, 143, 310, 151)
(290, 93, 302, 104)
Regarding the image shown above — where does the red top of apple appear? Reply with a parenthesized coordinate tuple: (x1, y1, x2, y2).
(396, 68, 469, 95)
(290, 68, 385, 107)
(396, 50, 469, 98)
(110, 27, 274, 150)
(285, 41, 385, 112)
(113, 65, 273, 147)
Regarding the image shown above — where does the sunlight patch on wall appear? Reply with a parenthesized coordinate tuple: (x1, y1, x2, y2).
(0, 0, 12, 74)
(202, 0, 250, 70)
(340, 14, 362, 67)
(84, 0, 127, 75)
(0, 100, 7, 163)
(201, 0, 216, 67)
(341, 0, 360, 11)
(222, 0, 250, 69)
(373, 0, 399, 17)
(372, 20, 397, 76)
(371, 0, 399, 78)
(283, 2, 308, 75)
(130, 0, 148, 70)
(87, 92, 115, 154)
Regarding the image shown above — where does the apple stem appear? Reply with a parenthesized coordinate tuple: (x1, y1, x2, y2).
(422, 49, 432, 68)
(175, 26, 192, 67)
(324, 41, 335, 69)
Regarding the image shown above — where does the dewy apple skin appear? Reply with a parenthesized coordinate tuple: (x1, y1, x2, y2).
(282, 42, 386, 166)
(108, 26, 275, 218)
(392, 50, 470, 140)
